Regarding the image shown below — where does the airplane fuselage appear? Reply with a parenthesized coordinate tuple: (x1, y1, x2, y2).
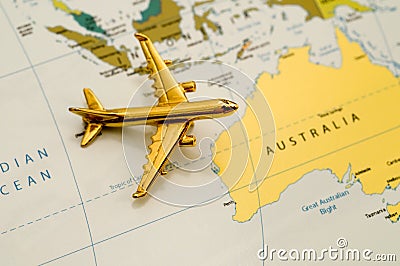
(70, 98, 238, 127)
(70, 32, 240, 199)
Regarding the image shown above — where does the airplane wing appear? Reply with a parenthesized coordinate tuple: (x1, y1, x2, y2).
(132, 33, 192, 198)
(133, 122, 190, 198)
(134, 33, 188, 105)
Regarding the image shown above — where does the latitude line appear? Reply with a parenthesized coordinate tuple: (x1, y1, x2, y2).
(0, 65, 31, 79)
(0, 50, 80, 80)
(0, 3, 98, 265)
(39, 121, 400, 265)
(5, 74, 397, 234)
(0, 12, 193, 80)
(15, 22, 400, 266)
(2, 2, 399, 264)
(259, 124, 400, 182)
(38, 245, 92, 266)
(2, 73, 398, 239)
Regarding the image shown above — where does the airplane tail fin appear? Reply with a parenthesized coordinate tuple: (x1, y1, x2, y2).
(70, 88, 105, 147)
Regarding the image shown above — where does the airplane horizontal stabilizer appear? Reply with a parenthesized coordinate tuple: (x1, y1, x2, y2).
(81, 123, 103, 147)
(84, 88, 104, 110)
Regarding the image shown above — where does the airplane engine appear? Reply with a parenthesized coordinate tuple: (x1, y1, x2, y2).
(180, 81, 196, 93)
(179, 135, 196, 146)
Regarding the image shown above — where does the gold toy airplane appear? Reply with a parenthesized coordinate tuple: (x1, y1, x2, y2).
(69, 33, 238, 198)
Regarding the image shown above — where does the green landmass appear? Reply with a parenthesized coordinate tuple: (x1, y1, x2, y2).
(137, 0, 162, 23)
(52, 0, 106, 34)
(72, 12, 106, 34)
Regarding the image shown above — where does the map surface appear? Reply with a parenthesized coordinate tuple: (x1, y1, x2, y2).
(1, 0, 400, 264)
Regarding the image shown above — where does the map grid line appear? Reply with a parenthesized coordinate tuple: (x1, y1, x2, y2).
(188, 2, 267, 265)
(1, 69, 397, 263)
(1, 72, 397, 244)
(2, 1, 399, 264)
(0, 3, 98, 265)
(38, 120, 400, 264)
(369, 0, 399, 77)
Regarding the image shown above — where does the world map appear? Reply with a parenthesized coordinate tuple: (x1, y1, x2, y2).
(0, 0, 399, 264)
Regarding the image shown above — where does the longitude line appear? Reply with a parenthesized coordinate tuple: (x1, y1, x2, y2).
(369, 0, 399, 77)
(0, 3, 98, 265)
(39, 121, 400, 264)
(187, 2, 266, 264)
(25, 1, 400, 264)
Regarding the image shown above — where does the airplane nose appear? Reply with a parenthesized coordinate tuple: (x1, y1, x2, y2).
(220, 99, 239, 113)
(229, 101, 239, 111)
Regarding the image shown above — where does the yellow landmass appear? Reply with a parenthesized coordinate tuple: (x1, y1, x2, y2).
(387, 176, 400, 190)
(52, 0, 81, 15)
(268, 0, 322, 20)
(267, 0, 370, 20)
(244, 7, 260, 17)
(386, 202, 400, 223)
(214, 29, 400, 222)
(237, 40, 252, 59)
(194, 9, 219, 40)
(193, 0, 215, 7)
(132, 0, 183, 43)
(47, 26, 131, 69)
(315, 0, 371, 19)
